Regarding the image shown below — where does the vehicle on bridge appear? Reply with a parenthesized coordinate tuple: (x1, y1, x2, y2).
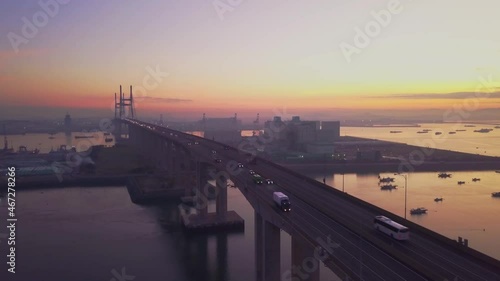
(273, 192, 291, 212)
(237, 163, 244, 168)
(249, 170, 255, 175)
(374, 216, 409, 240)
(252, 174, 263, 184)
(214, 158, 222, 163)
(265, 179, 274, 185)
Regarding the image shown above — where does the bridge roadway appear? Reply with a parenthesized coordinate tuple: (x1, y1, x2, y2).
(124, 119, 500, 281)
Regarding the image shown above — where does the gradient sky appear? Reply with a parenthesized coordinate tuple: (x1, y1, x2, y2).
(1, 0, 500, 121)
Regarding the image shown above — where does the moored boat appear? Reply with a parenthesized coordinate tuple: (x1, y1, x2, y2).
(410, 207, 428, 215)
(380, 184, 397, 190)
(438, 172, 452, 178)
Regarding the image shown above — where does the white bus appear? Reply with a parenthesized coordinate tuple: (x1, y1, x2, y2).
(374, 216, 410, 240)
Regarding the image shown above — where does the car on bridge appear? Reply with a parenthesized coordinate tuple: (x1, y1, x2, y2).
(194, 141, 199, 145)
(265, 179, 274, 185)
(212, 150, 217, 154)
(252, 174, 263, 184)
(237, 163, 244, 168)
(214, 159, 222, 163)
(224, 145, 230, 150)
(249, 170, 255, 175)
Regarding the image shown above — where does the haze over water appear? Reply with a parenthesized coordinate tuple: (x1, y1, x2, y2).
(341, 123, 500, 157)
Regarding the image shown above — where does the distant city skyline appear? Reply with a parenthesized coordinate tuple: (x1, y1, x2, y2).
(1, 0, 500, 120)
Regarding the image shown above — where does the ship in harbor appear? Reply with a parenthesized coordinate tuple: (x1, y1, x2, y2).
(473, 128, 493, 133)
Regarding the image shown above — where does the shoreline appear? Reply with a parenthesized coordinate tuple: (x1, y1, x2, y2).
(280, 160, 500, 173)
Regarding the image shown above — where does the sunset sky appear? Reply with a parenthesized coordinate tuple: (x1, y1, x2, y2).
(1, 0, 500, 121)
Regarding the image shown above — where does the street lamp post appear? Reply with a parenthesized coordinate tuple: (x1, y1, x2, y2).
(342, 173, 345, 192)
(395, 173, 408, 219)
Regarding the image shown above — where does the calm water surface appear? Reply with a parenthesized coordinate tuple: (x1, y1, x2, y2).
(0, 186, 339, 281)
(341, 123, 500, 157)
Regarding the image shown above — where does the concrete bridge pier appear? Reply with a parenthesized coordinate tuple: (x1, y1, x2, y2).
(197, 162, 208, 218)
(255, 212, 281, 281)
(216, 176, 228, 217)
(291, 236, 320, 281)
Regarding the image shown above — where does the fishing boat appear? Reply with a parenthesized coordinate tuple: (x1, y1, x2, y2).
(457, 181, 465, 185)
(438, 172, 452, 178)
(380, 184, 397, 190)
(472, 178, 481, 182)
(410, 207, 428, 215)
(474, 128, 492, 133)
(434, 197, 444, 202)
(379, 176, 395, 183)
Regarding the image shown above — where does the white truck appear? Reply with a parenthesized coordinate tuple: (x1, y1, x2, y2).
(273, 192, 291, 212)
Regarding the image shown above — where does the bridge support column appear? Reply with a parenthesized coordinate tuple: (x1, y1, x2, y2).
(291, 236, 320, 281)
(197, 162, 208, 218)
(255, 212, 281, 281)
(216, 177, 227, 217)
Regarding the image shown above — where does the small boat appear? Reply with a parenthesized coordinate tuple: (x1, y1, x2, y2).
(75, 135, 95, 139)
(456, 129, 466, 131)
(496, 171, 500, 173)
(492, 192, 500, 197)
(434, 197, 444, 202)
(494, 126, 500, 129)
(464, 125, 476, 127)
(390, 130, 402, 133)
(379, 176, 395, 183)
(380, 184, 397, 190)
(472, 178, 481, 182)
(438, 172, 452, 178)
(417, 131, 428, 134)
(474, 128, 492, 133)
(448, 132, 456, 134)
(435, 132, 442, 135)
(457, 181, 465, 185)
(105, 137, 113, 143)
(410, 207, 428, 215)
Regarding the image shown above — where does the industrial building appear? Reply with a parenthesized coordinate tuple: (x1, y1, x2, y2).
(262, 116, 340, 158)
(201, 115, 242, 144)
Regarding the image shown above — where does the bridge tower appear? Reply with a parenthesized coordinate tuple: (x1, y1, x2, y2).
(114, 85, 135, 142)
